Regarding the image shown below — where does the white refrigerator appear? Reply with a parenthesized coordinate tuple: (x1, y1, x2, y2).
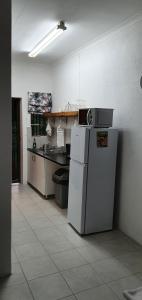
(68, 126, 118, 235)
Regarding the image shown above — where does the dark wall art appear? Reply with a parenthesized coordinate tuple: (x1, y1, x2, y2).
(28, 92, 52, 113)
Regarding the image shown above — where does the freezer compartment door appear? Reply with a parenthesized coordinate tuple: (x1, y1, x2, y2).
(70, 126, 90, 164)
(68, 159, 88, 234)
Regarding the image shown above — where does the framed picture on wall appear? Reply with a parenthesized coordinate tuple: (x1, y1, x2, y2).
(28, 92, 52, 113)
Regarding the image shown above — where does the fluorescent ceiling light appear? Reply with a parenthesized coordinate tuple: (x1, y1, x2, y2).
(29, 21, 67, 58)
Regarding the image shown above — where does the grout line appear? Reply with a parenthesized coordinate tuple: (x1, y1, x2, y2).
(11, 185, 142, 299)
(13, 259, 36, 300)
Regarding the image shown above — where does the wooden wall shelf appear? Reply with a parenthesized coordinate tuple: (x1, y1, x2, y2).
(44, 111, 78, 118)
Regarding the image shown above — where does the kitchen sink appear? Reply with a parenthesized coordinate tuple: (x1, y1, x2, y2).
(44, 146, 66, 155)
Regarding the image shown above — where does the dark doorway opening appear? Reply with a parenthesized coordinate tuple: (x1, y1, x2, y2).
(12, 98, 21, 183)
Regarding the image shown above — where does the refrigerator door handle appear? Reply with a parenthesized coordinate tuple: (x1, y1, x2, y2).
(71, 158, 88, 166)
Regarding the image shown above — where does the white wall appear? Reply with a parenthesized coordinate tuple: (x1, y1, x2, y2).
(51, 16, 142, 245)
(12, 59, 52, 183)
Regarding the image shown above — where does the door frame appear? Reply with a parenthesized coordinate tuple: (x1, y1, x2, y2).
(12, 97, 23, 183)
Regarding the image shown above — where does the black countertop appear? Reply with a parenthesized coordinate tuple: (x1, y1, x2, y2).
(27, 148, 70, 166)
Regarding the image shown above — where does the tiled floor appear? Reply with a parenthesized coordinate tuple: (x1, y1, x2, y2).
(1, 184, 142, 300)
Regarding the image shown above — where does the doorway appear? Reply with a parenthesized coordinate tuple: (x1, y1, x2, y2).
(12, 98, 21, 183)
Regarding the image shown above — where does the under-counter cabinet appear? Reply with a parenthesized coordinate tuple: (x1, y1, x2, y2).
(28, 151, 59, 197)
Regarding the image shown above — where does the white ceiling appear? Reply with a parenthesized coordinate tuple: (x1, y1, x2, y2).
(12, 0, 142, 63)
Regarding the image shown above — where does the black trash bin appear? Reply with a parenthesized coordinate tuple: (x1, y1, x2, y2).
(52, 168, 69, 208)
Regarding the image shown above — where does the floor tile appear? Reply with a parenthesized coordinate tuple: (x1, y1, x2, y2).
(96, 238, 139, 257)
(92, 257, 131, 283)
(14, 242, 47, 261)
(77, 244, 111, 263)
(57, 224, 90, 247)
(108, 275, 142, 299)
(138, 273, 142, 280)
(42, 235, 75, 254)
(51, 249, 88, 271)
(59, 208, 67, 217)
(0, 283, 33, 300)
(21, 256, 58, 280)
(76, 285, 119, 300)
(56, 224, 76, 236)
(12, 213, 25, 223)
(11, 248, 18, 263)
(29, 273, 72, 300)
(11, 185, 142, 300)
(27, 216, 52, 229)
(36, 199, 53, 209)
(0, 263, 26, 287)
(61, 297, 77, 300)
(62, 264, 102, 293)
(34, 226, 62, 242)
(48, 214, 67, 225)
(43, 206, 61, 217)
(22, 208, 45, 219)
(117, 251, 142, 273)
(12, 230, 38, 246)
(94, 230, 128, 243)
(12, 220, 31, 233)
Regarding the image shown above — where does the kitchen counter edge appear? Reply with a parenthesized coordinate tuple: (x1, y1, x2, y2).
(27, 148, 70, 166)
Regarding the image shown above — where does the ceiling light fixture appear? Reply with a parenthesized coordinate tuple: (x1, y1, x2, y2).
(28, 21, 67, 58)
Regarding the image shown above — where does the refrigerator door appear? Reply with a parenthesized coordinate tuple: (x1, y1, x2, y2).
(68, 159, 88, 234)
(70, 126, 90, 164)
(85, 128, 118, 234)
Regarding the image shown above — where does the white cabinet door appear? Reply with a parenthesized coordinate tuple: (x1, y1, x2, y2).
(28, 152, 45, 195)
(34, 154, 46, 195)
(28, 152, 36, 187)
(28, 152, 61, 197)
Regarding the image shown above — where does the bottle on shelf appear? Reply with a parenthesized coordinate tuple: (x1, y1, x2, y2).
(33, 138, 36, 149)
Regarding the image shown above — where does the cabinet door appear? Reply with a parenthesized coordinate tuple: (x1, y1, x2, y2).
(28, 152, 46, 195)
(28, 152, 35, 186)
(34, 154, 46, 195)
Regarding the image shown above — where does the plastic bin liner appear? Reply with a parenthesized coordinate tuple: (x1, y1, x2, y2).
(52, 168, 69, 185)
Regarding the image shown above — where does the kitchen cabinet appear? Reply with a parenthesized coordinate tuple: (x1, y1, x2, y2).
(28, 151, 59, 197)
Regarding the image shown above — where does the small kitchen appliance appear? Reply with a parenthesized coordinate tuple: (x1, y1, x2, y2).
(78, 108, 113, 127)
